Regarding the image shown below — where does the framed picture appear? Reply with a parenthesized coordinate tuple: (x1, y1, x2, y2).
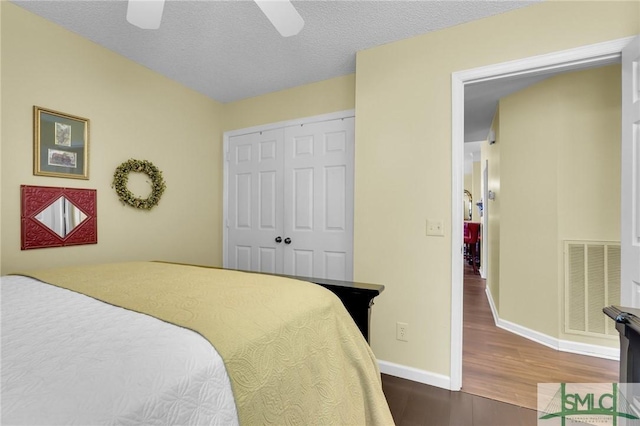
(34, 106, 89, 179)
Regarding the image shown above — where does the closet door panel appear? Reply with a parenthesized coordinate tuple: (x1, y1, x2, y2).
(258, 170, 277, 229)
(292, 249, 314, 277)
(235, 173, 252, 228)
(236, 246, 252, 271)
(227, 129, 284, 273)
(292, 168, 314, 231)
(283, 118, 354, 280)
(324, 165, 346, 231)
(259, 247, 277, 274)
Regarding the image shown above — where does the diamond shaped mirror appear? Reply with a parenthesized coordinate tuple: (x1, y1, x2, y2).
(21, 185, 97, 250)
(35, 196, 88, 238)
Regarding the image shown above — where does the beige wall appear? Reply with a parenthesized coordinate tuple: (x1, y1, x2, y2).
(497, 65, 621, 347)
(472, 161, 481, 223)
(0, 2, 3, 275)
(464, 164, 482, 222)
(355, 1, 637, 375)
(1, 3, 224, 274)
(556, 65, 621, 347)
(484, 113, 502, 312)
(556, 66, 621, 245)
(463, 173, 472, 219)
(498, 80, 560, 338)
(222, 74, 355, 132)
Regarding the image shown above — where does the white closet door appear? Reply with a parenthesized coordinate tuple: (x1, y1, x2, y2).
(227, 129, 284, 273)
(283, 117, 354, 280)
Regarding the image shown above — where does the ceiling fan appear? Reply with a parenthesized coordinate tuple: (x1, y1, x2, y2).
(126, 0, 304, 37)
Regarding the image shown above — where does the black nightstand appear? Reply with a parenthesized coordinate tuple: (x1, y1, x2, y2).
(279, 274, 384, 343)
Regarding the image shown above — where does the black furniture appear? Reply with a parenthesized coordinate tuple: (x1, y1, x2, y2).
(279, 274, 384, 343)
(604, 305, 640, 382)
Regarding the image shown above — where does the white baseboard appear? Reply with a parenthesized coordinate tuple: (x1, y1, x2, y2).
(557, 339, 619, 360)
(379, 287, 619, 392)
(378, 360, 452, 390)
(485, 285, 499, 324)
(485, 287, 619, 361)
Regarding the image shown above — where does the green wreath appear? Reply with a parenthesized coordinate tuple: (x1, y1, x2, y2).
(112, 159, 166, 210)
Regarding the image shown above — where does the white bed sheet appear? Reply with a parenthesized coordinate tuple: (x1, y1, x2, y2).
(1, 275, 239, 426)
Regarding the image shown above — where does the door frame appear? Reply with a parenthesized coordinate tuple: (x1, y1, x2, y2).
(222, 109, 355, 269)
(450, 37, 635, 391)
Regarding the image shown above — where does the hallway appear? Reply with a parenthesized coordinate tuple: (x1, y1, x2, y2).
(461, 265, 620, 409)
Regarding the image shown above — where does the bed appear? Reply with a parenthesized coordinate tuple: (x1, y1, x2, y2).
(1, 261, 394, 425)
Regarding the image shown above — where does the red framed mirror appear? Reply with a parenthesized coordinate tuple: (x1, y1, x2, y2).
(21, 185, 97, 250)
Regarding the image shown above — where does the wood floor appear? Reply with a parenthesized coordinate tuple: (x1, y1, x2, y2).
(380, 264, 620, 425)
(382, 373, 537, 426)
(461, 264, 619, 409)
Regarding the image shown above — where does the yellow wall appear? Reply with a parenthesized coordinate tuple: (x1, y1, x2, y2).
(0, 2, 3, 275)
(498, 81, 560, 338)
(464, 164, 481, 222)
(484, 114, 501, 312)
(463, 174, 471, 196)
(222, 74, 355, 132)
(556, 66, 621, 245)
(472, 161, 481, 223)
(355, 1, 637, 375)
(463, 173, 472, 219)
(556, 65, 621, 347)
(1, 3, 224, 273)
(497, 65, 621, 347)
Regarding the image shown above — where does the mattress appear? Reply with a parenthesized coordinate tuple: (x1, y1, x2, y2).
(1, 275, 239, 425)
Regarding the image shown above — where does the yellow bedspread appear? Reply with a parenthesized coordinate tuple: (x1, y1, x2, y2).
(18, 261, 394, 425)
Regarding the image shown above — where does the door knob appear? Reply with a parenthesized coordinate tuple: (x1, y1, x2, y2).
(275, 236, 282, 243)
(284, 237, 292, 244)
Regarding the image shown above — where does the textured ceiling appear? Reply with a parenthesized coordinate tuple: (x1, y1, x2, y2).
(12, 0, 539, 104)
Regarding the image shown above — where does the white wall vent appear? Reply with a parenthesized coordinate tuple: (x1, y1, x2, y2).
(564, 241, 620, 338)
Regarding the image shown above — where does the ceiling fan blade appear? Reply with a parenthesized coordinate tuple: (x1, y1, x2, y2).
(254, 0, 304, 37)
(127, 0, 165, 30)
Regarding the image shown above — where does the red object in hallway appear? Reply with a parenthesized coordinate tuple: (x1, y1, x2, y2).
(463, 221, 480, 274)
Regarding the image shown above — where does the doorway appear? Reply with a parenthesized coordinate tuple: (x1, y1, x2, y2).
(450, 36, 635, 391)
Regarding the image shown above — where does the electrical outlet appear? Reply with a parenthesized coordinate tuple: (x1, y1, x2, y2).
(426, 219, 444, 237)
(396, 322, 408, 342)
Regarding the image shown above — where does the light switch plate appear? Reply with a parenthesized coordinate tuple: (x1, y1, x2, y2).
(426, 220, 444, 237)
